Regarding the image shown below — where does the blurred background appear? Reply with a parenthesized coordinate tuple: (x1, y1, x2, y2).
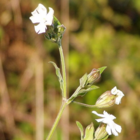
(0, 0, 140, 140)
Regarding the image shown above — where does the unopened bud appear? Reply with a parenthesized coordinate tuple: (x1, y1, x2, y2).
(94, 123, 108, 140)
(95, 91, 116, 108)
(87, 69, 101, 85)
(45, 16, 66, 44)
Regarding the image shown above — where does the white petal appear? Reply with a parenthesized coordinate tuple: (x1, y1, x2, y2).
(107, 122, 118, 136)
(95, 118, 105, 122)
(117, 90, 124, 97)
(115, 96, 121, 104)
(37, 4, 47, 15)
(103, 111, 110, 117)
(114, 123, 122, 133)
(92, 110, 122, 136)
(108, 122, 121, 136)
(31, 10, 38, 16)
(92, 111, 105, 118)
(111, 127, 119, 136)
(115, 90, 124, 104)
(111, 86, 117, 95)
(34, 23, 46, 34)
(106, 125, 112, 135)
(103, 111, 116, 120)
(45, 7, 54, 25)
(29, 15, 40, 23)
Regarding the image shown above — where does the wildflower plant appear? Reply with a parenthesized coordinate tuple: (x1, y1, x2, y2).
(29, 3, 124, 140)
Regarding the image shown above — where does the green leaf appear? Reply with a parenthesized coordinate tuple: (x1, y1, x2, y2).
(76, 121, 84, 140)
(80, 73, 88, 88)
(98, 66, 107, 74)
(84, 123, 94, 140)
(49, 61, 63, 95)
(78, 85, 99, 96)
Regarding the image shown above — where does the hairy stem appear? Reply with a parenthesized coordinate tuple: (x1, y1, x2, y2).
(46, 100, 68, 140)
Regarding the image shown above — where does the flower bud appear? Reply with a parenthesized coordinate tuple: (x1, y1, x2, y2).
(87, 69, 101, 85)
(95, 91, 116, 108)
(94, 123, 108, 140)
(45, 16, 66, 44)
(95, 87, 124, 108)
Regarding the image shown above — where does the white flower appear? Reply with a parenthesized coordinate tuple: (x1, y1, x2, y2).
(29, 4, 54, 34)
(92, 111, 122, 136)
(111, 86, 124, 105)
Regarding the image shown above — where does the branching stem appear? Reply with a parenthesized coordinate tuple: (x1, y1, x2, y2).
(73, 101, 96, 108)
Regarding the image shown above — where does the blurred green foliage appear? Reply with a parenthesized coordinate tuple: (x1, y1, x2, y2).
(0, 0, 140, 140)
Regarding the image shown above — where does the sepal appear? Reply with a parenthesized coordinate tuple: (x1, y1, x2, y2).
(93, 123, 108, 140)
(76, 121, 94, 140)
(76, 121, 84, 140)
(84, 123, 94, 140)
(98, 66, 107, 74)
(80, 73, 88, 88)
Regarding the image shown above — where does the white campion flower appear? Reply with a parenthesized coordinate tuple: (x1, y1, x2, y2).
(111, 86, 124, 105)
(92, 110, 122, 136)
(29, 4, 54, 34)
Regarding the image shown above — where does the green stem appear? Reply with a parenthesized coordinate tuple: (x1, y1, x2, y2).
(67, 86, 81, 103)
(46, 100, 68, 140)
(58, 42, 67, 98)
(73, 101, 96, 108)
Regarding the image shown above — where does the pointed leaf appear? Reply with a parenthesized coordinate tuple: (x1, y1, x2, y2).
(84, 123, 94, 140)
(76, 121, 84, 140)
(49, 61, 63, 95)
(98, 66, 107, 74)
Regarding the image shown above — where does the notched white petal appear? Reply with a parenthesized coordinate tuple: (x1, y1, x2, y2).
(34, 23, 46, 34)
(31, 10, 38, 16)
(106, 125, 112, 135)
(115, 123, 122, 133)
(111, 86, 117, 95)
(111, 127, 119, 136)
(92, 110, 122, 136)
(37, 4, 47, 15)
(115, 97, 121, 104)
(111, 87, 124, 105)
